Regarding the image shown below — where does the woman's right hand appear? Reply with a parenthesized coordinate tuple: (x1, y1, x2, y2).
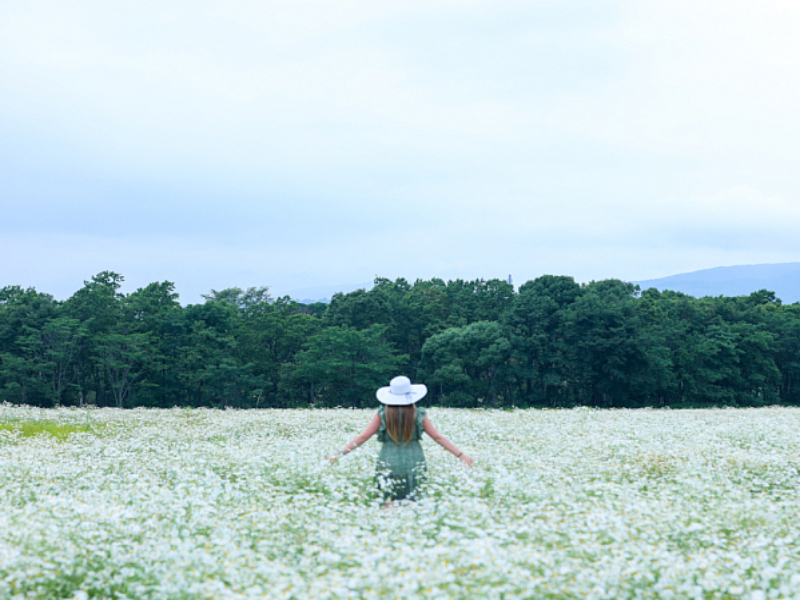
(460, 454, 474, 467)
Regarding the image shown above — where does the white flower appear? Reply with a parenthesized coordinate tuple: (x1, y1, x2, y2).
(2, 405, 800, 598)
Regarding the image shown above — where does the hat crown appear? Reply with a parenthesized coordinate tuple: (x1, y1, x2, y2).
(389, 376, 412, 396)
(376, 376, 426, 405)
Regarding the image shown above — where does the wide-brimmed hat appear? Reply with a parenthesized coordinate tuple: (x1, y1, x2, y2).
(376, 376, 427, 406)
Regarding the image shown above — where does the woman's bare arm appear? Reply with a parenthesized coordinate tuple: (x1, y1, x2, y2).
(423, 415, 474, 467)
(326, 413, 382, 462)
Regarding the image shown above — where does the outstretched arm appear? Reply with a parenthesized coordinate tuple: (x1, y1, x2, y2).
(423, 415, 474, 467)
(326, 413, 382, 463)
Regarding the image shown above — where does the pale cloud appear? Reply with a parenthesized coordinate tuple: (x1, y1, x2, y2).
(682, 188, 800, 232)
(1, 0, 799, 298)
(550, 1, 800, 162)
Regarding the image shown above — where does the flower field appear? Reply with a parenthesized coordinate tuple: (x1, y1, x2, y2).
(2, 405, 800, 600)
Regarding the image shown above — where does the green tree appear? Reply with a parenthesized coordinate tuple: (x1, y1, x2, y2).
(772, 304, 800, 404)
(286, 325, 406, 408)
(63, 272, 125, 406)
(561, 280, 671, 407)
(17, 316, 87, 405)
(0, 286, 58, 405)
(420, 321, 513, 407)
(119, 281, 181, 407)
(96, 332, 152, 408)
(172, 301, 259, 407)
(504, 275, 583, 406)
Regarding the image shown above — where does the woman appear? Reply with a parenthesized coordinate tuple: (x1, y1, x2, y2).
(327, 376, 474, 501)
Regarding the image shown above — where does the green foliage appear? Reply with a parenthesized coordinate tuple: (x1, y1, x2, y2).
(2, 272, 800, 409)
(0, 420, 97, 441)
(420, 321, 512, 407)
(285, 325, 407, 408)
(560, 280, 666, 407)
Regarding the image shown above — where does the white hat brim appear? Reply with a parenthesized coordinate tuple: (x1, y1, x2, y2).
(376, 384, 428, 405)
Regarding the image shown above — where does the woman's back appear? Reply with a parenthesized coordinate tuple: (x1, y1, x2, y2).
(376, 404, 426, 444)
(375, 404, 427, 500)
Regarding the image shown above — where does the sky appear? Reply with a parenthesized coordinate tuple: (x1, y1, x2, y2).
(2, 0, 799, 303)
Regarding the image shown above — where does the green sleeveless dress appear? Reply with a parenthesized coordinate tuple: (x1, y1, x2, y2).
(375, 404, 427, 501)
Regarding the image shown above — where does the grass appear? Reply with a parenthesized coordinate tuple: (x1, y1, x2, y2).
(0, 420, 98, 441)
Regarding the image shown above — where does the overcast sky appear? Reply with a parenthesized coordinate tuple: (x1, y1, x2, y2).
(2, 0, 799, 302)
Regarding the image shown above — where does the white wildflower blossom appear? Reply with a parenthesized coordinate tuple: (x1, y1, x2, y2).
(1, 404, 800, 598)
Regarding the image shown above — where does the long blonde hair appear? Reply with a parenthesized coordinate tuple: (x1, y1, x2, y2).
(385, 404, 416, 445)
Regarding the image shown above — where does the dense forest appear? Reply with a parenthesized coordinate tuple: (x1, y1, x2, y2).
(2, 271, 800, 409)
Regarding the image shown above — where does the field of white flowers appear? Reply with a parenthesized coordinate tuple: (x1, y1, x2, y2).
(2, 404, 800, 600)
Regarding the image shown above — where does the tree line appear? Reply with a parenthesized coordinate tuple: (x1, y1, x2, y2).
(2, 271, 799, 409)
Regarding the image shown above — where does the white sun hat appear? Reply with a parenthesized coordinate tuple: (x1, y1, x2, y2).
(376, 376, 428, 406)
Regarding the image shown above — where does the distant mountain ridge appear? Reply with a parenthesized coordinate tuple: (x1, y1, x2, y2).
(633, 263, 800, 304)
